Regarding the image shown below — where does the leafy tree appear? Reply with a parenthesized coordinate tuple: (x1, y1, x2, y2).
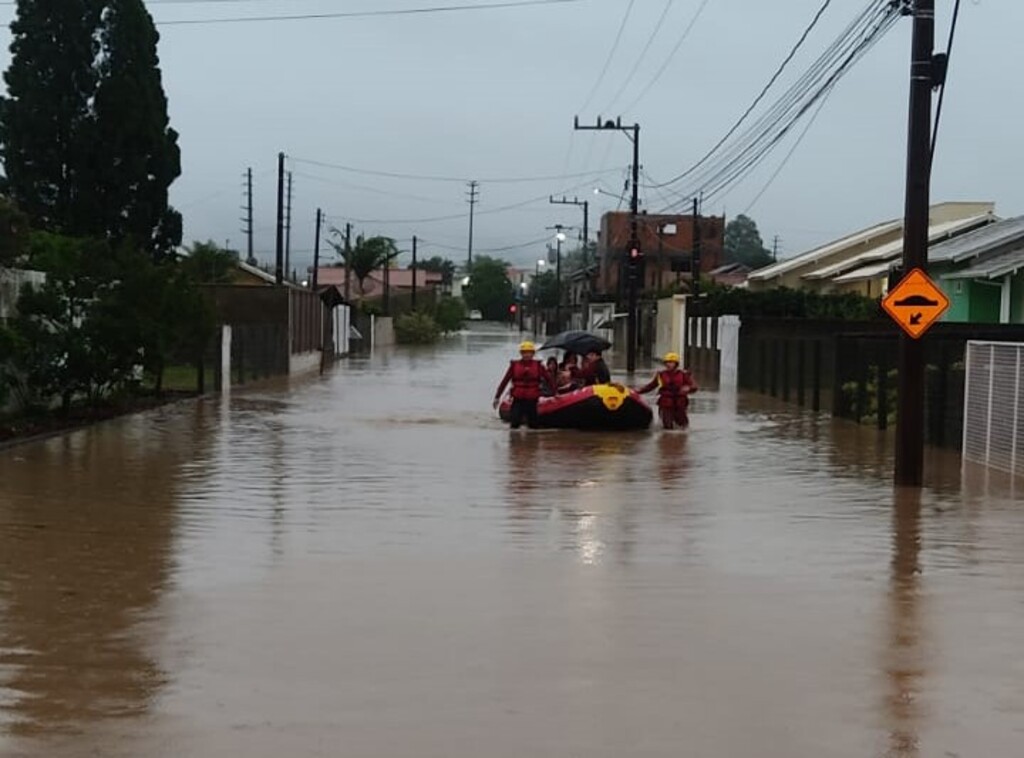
(0, 1, 180, 254)
(0, 0, 102, 233)
(724, 214, 773, 268)
(531, 269, 560, 308)
(463, 256, 513, 321)
(181, 240, 237, 284)
(413, 255, 456, 287)
(0, 197, 29, 268)
(91, 0, 182, 257)
(328, 231, 397, 297)
(12, 233, 122, 413)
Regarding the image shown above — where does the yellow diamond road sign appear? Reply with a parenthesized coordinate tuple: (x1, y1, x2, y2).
(882, 267, 950, 339)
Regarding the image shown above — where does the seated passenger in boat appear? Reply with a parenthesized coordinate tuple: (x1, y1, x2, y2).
(542, 357, 560, 396)
(580, 350, 611, 386)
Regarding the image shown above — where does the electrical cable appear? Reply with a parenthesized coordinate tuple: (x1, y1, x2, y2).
(601, 0, 675, 114)
(931, 0, 963, 164)
(151, 0, 585, 26)
(653, 0, 898, 209)
(288, 156, 621, 185)
(651, 0, 842, 189)
(620, 0, 713, 114)
(577, 0, 636, 115)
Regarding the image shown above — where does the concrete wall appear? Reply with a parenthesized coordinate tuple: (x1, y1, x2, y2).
(372, 316, 395, 349)
(0, 268, 45, 320)
(655, 295, 688, 361)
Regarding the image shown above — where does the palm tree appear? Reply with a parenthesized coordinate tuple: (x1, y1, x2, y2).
(327, 230, 398, 297)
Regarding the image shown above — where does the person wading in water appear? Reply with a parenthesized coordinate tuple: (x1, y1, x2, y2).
(635, 352, 698, 429)
(493, 341, 555, 429)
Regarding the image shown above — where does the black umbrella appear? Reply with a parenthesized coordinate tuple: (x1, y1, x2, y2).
(539, 330, 612, 355)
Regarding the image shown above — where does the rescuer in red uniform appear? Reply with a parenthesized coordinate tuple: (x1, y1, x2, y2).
(493, 341, 555, 429)
(635, 352, 698, 429)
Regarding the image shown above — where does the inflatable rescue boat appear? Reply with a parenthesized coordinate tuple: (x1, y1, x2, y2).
(499, 384, 653, 431)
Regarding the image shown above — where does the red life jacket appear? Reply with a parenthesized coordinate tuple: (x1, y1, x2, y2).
(656, 369, 690, 408)
(511, 359, 542, 400)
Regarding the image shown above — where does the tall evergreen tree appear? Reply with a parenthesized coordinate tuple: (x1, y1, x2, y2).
(93, 0, 182, 257)
(0, 0, 102, 233)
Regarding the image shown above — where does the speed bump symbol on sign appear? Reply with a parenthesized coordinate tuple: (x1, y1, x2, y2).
(882, 268, 950, 339)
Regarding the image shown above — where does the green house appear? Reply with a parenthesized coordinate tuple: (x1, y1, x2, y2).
(930, 216, 1024, 324)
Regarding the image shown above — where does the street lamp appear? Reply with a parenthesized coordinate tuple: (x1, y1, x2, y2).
(533, 259, 545, 335)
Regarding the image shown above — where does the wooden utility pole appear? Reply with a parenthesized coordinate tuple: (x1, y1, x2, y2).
(895, 0, 936, 487)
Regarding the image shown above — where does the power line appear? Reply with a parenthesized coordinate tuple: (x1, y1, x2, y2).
(601, 0, 675, 114)
(343, 178, 603, 225)
(620, 0, 713, 114)
(151, 0, 585, 26)
(742, 82, 835, 214)
(693, 8, 899, 206)
(653, 0, 898, 209)
(651, 0, 838, 189)
(577, 0, 636, 114)
(288, 156, 621, 185)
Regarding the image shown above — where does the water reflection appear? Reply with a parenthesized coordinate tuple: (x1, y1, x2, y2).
(883, 487, 925, 757)
(0, 406, 198, 738)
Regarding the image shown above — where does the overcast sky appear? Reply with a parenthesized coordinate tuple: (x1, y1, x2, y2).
(0, 0, 1018, 272)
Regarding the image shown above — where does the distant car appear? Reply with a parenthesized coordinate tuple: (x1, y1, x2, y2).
(469, 310, 483, 321)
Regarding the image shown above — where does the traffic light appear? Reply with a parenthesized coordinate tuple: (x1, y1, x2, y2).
(628, 244, 643, 263)
(509, 304, 518, 314)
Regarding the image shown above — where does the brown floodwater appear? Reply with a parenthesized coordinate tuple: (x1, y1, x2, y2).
(2, 325, 1023, 757)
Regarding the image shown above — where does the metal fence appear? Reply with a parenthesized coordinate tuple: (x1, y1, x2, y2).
(963, 341, 1024, 476)
(737, 319, 1024, 451)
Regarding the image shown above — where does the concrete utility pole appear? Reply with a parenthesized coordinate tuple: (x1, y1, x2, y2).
(243, 167, 255, 266)
(773, 235, 780, 262)
(411, 235, 418, 311)
(896, 0, 938, 488)
(691, 197, 702, 299)
(466, 180, 479, 269)
(574, 116, 641, 372)
(312, 208, 322, 290)
(285, 171, 293, 282)
(550, 195, 590, 326)
(546, 224, 572, 332)
(344, 222, 352, 302)
(275, 152, 285, 285)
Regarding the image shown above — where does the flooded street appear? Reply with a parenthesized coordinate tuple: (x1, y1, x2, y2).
(2, 326, 1024, 757)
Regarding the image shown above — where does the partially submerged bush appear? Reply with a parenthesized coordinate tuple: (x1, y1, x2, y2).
(394, 311, 441, 344)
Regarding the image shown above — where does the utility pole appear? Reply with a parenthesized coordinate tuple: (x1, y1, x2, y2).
(275, 152, 285, 285)
(243, 167, 255, 266)
(466, 180, 479, 269)
(343, 222, 352, 302)
(692, 197, 702, 299)
(772, 235, 780, 262)
(312, 208, 322, 290)
(550, 195, 590, 326)
(896, 0, 937, 488)
(284, 171, 293, 282)
(574, 116, 641, 372)
(411, 235, 418, 311)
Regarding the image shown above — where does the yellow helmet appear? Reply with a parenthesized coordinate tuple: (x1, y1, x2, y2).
(519, 341, 536, 353)
(663, 352, 680, 364)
